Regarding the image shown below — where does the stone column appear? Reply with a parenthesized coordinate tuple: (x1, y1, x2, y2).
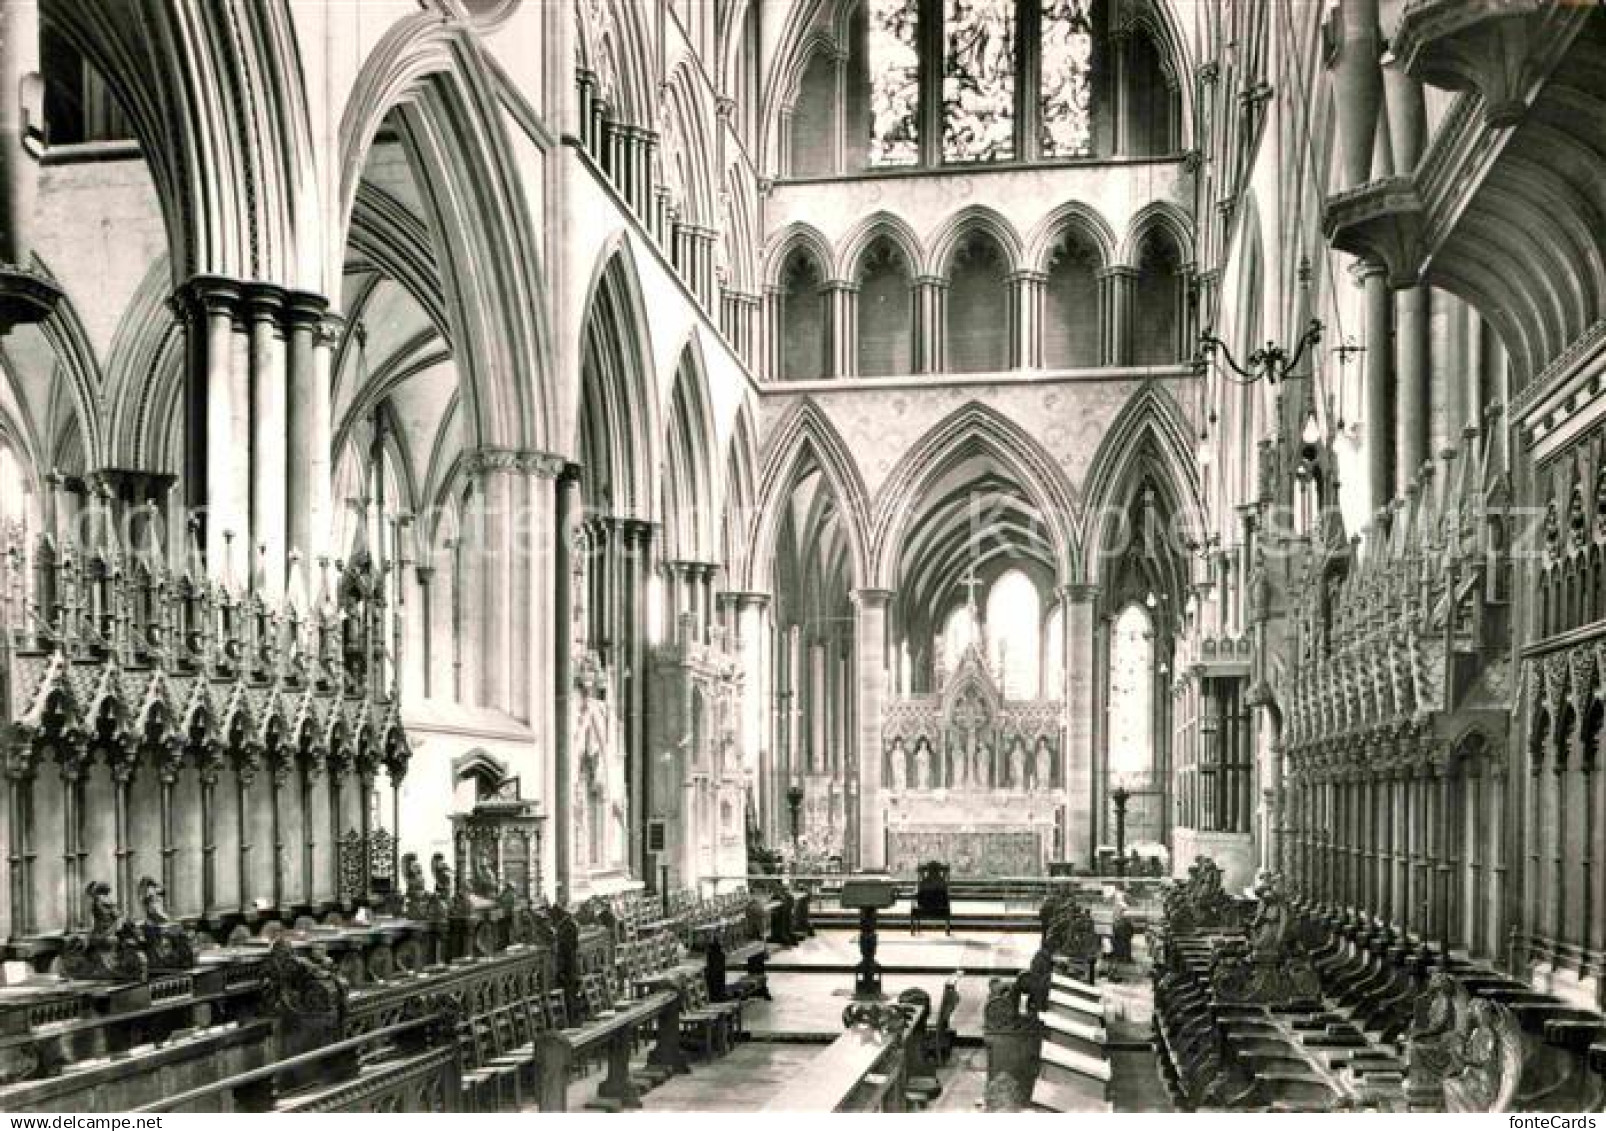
(826, 282, 859, 377)
(737, 593, 772, 831)
(176, 278, 247, 574)
(1489, 767, 1508, 961)
(787, 624, 803, 789)
(1397, 285, 1429, 489)
(1110, 26, 1132, 156)
(1333, 0, 1383, 190)
(1553, 759, 1568, 955)
(1588, 754, 1604, 978)
(913, 276, 947, 374)
(243, 285, 287, 592)
(284, 292, 328, 576)
(1358, 262, 1395, 514)
(1010, 270, 1046, 369)
(852, 589, 891, 870)
(810, 639, 827, 774)
(763, 285, 784, 379)
(1062, 584, 1098, 863)
(553, 463, 582, 903)
(1097, 266, 1136, 366)
(625, 519, 653, 873)
(0, 0, 39, 275)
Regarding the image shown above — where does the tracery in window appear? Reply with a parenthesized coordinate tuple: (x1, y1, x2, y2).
(986, 569, 1041, 699)
(1039, 0, 1094, 157)
(942, 0, 1017, 163)
(868, 0, 920, 167)
(942, 602, 978, 672)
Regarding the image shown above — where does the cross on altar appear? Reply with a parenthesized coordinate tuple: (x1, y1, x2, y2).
(951, 692, 987, 737)
(961, 565, 983, 612)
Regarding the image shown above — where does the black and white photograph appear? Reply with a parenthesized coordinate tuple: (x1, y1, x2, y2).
(0, 0, 1602, 1118)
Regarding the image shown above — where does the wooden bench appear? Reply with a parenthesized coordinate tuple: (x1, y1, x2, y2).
(135, 1014, 460, 1113)
(763, 1007, 914, 1112)
(533, 987, 686, 1111)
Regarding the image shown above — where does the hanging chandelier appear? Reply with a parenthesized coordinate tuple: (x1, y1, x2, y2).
(1196, 317, 1324, 386)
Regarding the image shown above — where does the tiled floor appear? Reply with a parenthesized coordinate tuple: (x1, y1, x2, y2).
(770, 927, 1041, 970)
(749, 971, 996, 1037)
(550, 924, 1165, 1112)
(627, 1042, 825, 1112)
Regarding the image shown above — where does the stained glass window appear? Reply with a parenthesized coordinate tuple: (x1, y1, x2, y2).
(943, 0, 1016, 163)
(868, 0, 920, 167)
(986, 570, 1041, 698)
(1108, 603, 1154, 776)
(1040, 0, 1094, 157)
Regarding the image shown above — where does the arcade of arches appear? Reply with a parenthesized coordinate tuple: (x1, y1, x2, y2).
(0, 0, 1604, 1116)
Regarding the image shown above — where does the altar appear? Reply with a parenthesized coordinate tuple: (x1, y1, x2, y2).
(880, 634, 1066, 876)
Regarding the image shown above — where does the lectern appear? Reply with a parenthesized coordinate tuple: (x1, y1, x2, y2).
(839, 877, 897, 1000)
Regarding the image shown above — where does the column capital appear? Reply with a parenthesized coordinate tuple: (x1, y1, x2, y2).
(171, 274, 244, 319)
(729, 590, 772, 610)
(243, 281, 288, 326)
(621, 517, 655, 545)
(313, 309, 348, 348)
(1349, 259, 1388, 284)
(1096, 264, 1139, 282)
(851, 587, 894, 610)
(463, 447, 571, 479)
(912, 275, 951, 291)
(1009, 268, 1049, 286)
(1057, 582, 1100, 603)
(283, 289, 330, 329)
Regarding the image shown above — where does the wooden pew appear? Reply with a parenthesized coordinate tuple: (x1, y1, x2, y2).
(1032, 969, 1112, 1111)
(533, 987, 685, 1111)
(762, 1004, 913, 1113)
(135, 1013, 460, 1113)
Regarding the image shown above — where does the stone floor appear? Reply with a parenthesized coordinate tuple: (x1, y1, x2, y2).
(533, 926, 1168, 1113)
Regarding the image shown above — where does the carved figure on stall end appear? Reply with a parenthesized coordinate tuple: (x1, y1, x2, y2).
(415, 853, 449, 920)
(1033, 736, 1053, 789)
(260, 935, 348, 1038)
(889, 737, 909, 791)
(401, 853, 430, 919)
(136, 876, 196, 971)
(1404, 970, 1526, 1112)
(1208, 871, 1320, 1007)
(1162, 855, 1239, 934)
(59, 881, 148, 983)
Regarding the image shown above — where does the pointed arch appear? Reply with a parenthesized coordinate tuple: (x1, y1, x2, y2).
(576, 240, 660, 519)
(1024, 201, 1117, 273)
(871, 401, 1082, 589)
(925, 206, 1025, 276)
(661, 62, 718, 228)
(335, 11, 554, 452)
(104, 254, 184, 469)
(31, 260, 107, 470)
(42, 0, 320, 288)
(662, 331, 720, 562)
(763, 222, 838, 288)
(1119, 201, 1196, 268)
(747, 399, 872, 592)
(720, 397, 761, 584)
(835, 212, 925, 281)
(1081, 383, 1202, 586)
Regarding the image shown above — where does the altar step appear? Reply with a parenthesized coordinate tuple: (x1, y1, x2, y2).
(806, 910, 1046, 933)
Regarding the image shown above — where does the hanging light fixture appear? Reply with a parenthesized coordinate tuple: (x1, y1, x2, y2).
(1196, 256, 1323, 386)
(1198, 316, 1323, 386)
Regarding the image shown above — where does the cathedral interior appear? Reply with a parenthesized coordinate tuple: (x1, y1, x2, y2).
(0, 0, 1603, 1116)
